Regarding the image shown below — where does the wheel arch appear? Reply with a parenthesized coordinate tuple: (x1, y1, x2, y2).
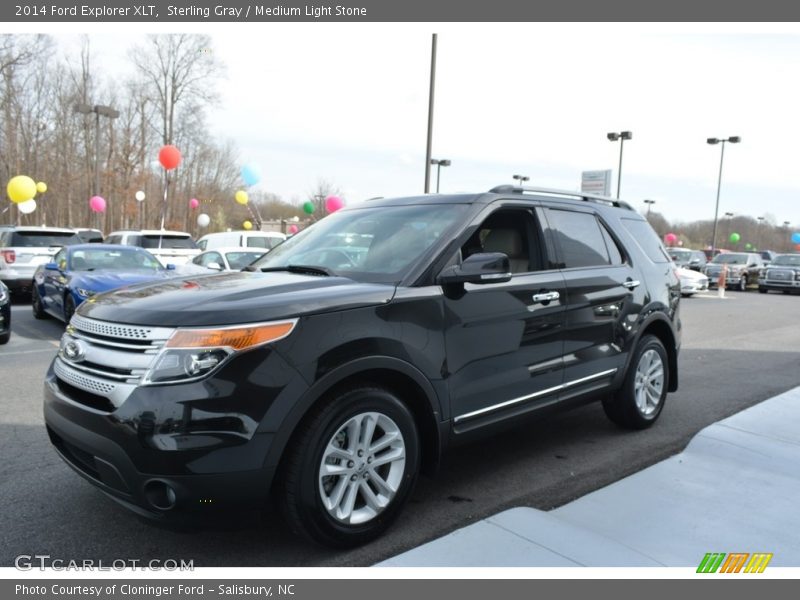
(265, 356, 445, 484)
(635, 316, 679, 393)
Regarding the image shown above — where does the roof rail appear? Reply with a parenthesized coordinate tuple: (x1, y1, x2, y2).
(489, 185, 634, 210)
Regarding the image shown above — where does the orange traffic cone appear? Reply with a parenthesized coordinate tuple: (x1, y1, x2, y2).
(718, 264, 727, 298)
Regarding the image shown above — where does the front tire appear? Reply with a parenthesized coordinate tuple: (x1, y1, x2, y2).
(32, 286, 48, 319)
(278, 386, 420, 547)
(63, 295, 76, 323)
(0, 331, 9, 345)
(738, 275, 748, 292)
(603, 335, 668, 430)
(758, 287, 768, 294)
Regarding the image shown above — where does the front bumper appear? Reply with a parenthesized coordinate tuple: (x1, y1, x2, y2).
(43, 348, 307, 518)
(758, 278, 800, 290)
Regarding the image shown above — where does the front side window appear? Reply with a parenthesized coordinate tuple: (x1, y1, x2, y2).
(250, 204, 469, 284)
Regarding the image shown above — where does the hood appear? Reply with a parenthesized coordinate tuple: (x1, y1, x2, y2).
(77, 270, 397, 326)
(72, 270, 173, 294)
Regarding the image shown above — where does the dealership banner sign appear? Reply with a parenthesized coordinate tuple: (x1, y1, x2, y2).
(6, 0, 800, 22)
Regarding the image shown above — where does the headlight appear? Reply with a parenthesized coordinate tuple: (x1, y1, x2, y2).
(0, 288, 7, 303)
(142, 320, 297, 384)
(795, 271, 800, 281)
(75, 288, 97, 298)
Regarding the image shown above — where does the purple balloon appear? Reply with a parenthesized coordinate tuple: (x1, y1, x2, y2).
(89, 195, 106, 213)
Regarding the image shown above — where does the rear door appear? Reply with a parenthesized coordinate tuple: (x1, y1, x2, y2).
(541, 206, 643, 399)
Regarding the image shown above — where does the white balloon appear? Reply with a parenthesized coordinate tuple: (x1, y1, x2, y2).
(135, 190, 146, 202)
(197, 213, 210, 227)
(18, 199, 37, 214)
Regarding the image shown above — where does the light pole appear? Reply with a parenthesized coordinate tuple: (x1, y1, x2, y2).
(707, 136, 740, 254)
(643, 199, 655, 216)
(607, 130, 632, 199)
(74, 103, 120, 223)
(513, 174, 529, 187)
(430, 158, 451, 193)
(424, 34, 437, 194)
(756, 216, 765, 250)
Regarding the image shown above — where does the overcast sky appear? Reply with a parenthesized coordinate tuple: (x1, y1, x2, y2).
(14, 22, 800, 226)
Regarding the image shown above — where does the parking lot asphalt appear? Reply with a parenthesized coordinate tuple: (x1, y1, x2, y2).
(1, 290, 799, 567)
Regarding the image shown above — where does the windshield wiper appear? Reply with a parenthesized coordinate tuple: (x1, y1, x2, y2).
(258, 265, 335, 277)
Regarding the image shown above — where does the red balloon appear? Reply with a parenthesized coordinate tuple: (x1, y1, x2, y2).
(158, 145, 182, 170)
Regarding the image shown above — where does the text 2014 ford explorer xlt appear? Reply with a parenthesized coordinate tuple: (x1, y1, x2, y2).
(44, 186, 681, 547)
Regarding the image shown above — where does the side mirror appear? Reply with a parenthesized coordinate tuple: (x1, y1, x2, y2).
(207, 262, 222, 271)
(45, 262, 59, 271)
(438, 252, 512, 286)
(166, 263, 176, 270)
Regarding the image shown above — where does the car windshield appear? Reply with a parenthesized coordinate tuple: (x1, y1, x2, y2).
(70, 248, 162, 271)
(141, 235, 196, 249)
(712, 253, 749, 264)
(771, 255, 800, 267)
(225, 251, 265, 270)
(249, 204, 469, 283)
(668, 249, 691, 261)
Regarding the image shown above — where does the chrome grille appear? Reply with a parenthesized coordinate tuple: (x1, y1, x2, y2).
(55, 316, 175, 409)
(55, 359, 116, 395)
(70, 314, 173, 342)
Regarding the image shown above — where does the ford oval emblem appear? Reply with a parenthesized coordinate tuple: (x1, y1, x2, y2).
(63, 340, 86, 362)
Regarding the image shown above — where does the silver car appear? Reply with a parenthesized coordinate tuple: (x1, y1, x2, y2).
(0, 226, 81, 296)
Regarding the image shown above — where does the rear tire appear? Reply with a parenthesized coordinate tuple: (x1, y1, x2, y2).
(603, 335, 668, 430)
(758, 287, 767, 294)
(278, 385, 420, 548)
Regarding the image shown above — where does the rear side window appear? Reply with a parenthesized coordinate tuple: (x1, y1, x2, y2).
(620, 218, 670, 263)
(10, 231, 80, 247)
(546, 209, 612, 268)
(247, 237, 268, 248)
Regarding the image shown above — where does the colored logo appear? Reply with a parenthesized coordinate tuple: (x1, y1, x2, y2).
(697, 552, 773, 573)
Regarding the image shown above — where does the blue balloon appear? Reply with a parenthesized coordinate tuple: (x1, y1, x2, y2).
(792, 232, 800, 245)
(241, 164, 261, 187)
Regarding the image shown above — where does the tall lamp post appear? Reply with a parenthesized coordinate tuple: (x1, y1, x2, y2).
(643, 199, 655, 216)
(756, 216, 765, 250)
(724, 211, 734, 245)
(430, 158, 451, 193)
(607, 130, 632, 199)
(707, 136, 740, 254)
(513, 174, 529, 187)
(74, 103, 120, 219)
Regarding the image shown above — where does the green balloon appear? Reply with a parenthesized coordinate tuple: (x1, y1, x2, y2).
(729, 232, 741, 243)
(302, 201, 315, 214)
(745, 243, 752, 250)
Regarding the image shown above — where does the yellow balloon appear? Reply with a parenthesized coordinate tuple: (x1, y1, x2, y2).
(36, 181, 47, 194)
(235, 190, 249, 205)
(243, 220, 253, 230)
(7, 175, 37, 203)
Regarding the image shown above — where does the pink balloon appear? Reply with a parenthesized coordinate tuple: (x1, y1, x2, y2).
(288, 224, 299, 234)
(664, 232, 677, 244)
(89, 195, 106, 213)
(189, 198, 199, 209)
(325, 195, 344, 213)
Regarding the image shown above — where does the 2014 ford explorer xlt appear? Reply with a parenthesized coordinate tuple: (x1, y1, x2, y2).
(44, 186, 681, 547)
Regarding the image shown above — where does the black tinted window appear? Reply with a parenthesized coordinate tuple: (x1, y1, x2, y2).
(620, 218, 670, 263)
(141, 235, 196, 249)
(546, 209, 611, 268)
(10, 231, 80, 247)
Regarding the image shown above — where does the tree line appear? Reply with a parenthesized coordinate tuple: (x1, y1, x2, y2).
(0, 33, 308, 235)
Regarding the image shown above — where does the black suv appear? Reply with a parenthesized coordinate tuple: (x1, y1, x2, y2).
(43, 186, 681, 547)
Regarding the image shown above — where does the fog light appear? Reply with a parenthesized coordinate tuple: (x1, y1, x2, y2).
(144, 480, 177, 510)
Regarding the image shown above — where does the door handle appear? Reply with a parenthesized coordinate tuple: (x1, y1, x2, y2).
(622, 280, 640, 289)
(532, 291, 560, 303)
